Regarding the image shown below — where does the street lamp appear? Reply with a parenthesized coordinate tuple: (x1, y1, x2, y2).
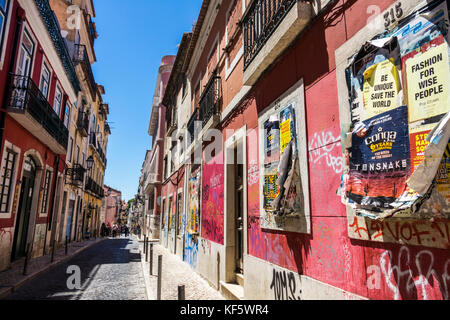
(86, 155, 94, 171)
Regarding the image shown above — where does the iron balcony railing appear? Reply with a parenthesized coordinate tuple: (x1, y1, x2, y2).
(105, 122, 111, 135)
(97, 145, 106, 166)
(65, 164, 86, 186)
(86, 13, 96, 45)
(187, 108, 198, 144)
(86, 177, 104, 199)
(199, 75, 222, 127)
(243, 0, 298, 70)
(99, 103, 107, 118)
(73, 44, 96, 97)
(34, 0, 81, 93)
(77, 110, 89, 137)
(7, 74, 69, 149)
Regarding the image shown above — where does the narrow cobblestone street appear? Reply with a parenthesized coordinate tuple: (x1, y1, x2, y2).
(3, 238, 146, 300)
(137, 237, 225, 300)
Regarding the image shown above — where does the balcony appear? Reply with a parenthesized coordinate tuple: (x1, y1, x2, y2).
(34, 0, 81, 93)
(85, 177, 104, 199)
(99, 103, 108, 119)
(6, 74, 69, 154)
(77, 110, 89, 137)
(242, 0, 312, 85)
(65, 164, 86, 187)
(105, 122, 111, 135)
(199, 74, 221, 129)
(97, 145, 107, 166)
(73, 44, 96, 98)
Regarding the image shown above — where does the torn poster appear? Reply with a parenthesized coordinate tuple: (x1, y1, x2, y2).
(341, 0, 450, 220)
(346, 106, 411, 210)
(261, 104, 306, 232)
(345, 36, 404, 124)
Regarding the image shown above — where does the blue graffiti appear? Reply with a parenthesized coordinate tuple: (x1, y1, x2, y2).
(184, 233, 198, 270)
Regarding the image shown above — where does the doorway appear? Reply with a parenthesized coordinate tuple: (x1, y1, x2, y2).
(66, 199, 75, 242)
(224, 126, 247, 284)
(234, 145, 244, 274)
(11, 156, 36, 261)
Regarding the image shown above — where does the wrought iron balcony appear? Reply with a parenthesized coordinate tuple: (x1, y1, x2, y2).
(243, 0, 298, 70)
(187, 108, 198, 145)
(85, 177, 104, 199)
(199, 75, 222, 127)
(73, 44, 96, 98)
(6, 74, 69, 153)
(97, 145, 107, 166)
(105, 122, 111, 135)
(77, 110, 89, 137)
(34, 0, 80, 93)
(99, 103, 108, 117)
(65, 164, 86, 187)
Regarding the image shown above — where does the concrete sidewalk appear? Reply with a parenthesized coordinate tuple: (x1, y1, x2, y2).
(136, 236, 225, 300)
(0, 237, 107, 300)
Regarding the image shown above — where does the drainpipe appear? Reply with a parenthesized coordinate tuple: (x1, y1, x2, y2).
(0, 7, 25, 156)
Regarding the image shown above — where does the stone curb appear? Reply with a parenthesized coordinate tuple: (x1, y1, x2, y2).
(0, 238, 107, 300)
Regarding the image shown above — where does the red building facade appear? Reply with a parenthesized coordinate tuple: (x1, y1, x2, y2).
(158, 0, 450, 300)
(0, 0, 80, 270)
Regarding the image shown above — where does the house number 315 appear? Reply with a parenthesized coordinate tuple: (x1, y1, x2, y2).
(384, 2, 403, 28)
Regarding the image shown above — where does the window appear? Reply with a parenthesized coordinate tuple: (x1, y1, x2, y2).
(0, 0, 9, 60)
(40, 63, 51, 99)
(91, 114, 96, 133)
(68, 136, 73, 163)
(17, 30, 34, 77)
(0, 149, 16, 213)
(193, 81, 201, 108)
(54, 84, 62, 116)
(64, 102, 71, 128)
(41, 170, 52, 213)
(75, 146, 80, 164)
(226, 0, 240, 44)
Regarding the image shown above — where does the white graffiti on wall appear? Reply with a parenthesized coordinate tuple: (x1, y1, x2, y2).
(309, 130, 344, 174)
(375, 246, 450, 300)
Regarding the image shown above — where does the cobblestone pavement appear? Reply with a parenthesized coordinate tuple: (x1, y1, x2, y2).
(138, 237, 225, 300)
(3, 237, 146, 300)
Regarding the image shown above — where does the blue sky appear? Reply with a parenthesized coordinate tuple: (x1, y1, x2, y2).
(92, 0, 203, 201)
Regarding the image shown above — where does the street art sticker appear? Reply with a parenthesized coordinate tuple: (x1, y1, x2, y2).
(202, 153, 224, 245)
(187, 169, 201, 235)
(260, 103, 308, 233)
(341, 0, 450, 222)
